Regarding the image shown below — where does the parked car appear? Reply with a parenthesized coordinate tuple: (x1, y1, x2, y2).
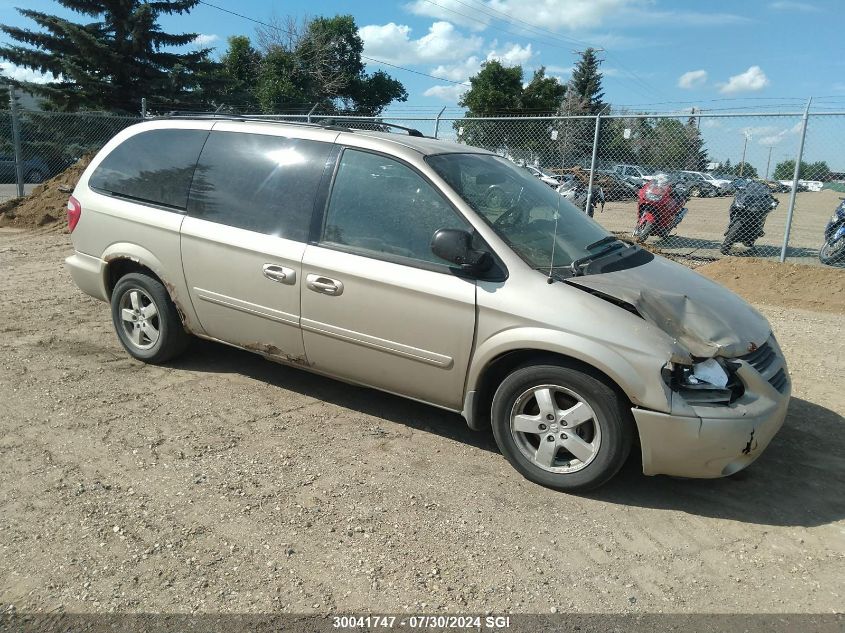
(612, 163, 653, 186)
(680, 171, 731, 196)
(596, 169, 639, 200)
(0, 154, 51, 184)
(524, 165, 561, 188)
(671, 171, 720, 197)
(64, 116, 790, 491)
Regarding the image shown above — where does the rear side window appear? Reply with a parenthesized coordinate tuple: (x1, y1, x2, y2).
(89, 129, 208, 209)
(188, 131, 332, 241)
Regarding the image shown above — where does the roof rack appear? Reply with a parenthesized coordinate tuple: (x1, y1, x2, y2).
(154, 112, 428, 138)
(315, 117, 427, 137)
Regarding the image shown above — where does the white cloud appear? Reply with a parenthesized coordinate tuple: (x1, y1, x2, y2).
(757, 121, 803, 146)
(488, 0, 636, 30)
(486, 42, 534, 66)
(405, 0, 491, 31)
(424, 84, 468, 101)
(678, 69, 708, 89)
(192, 33, 219, 47)
(431, 57, 483, 82)
(719, 66, 770, 94)
(0, 62, 58, 84)
(359, 21, 482, 65)
(769, 1, 820, 11)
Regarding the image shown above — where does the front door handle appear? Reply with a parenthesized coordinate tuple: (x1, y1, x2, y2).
(263, 264, 296, 285)
(306, 274, 344, 296)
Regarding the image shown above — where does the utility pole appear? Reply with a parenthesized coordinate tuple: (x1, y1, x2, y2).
(739, 130, 751, 177)
(764, 145, 774, 180)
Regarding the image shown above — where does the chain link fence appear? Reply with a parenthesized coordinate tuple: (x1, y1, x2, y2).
(0, 106, 140, 202)
(2, 100, 843, 267)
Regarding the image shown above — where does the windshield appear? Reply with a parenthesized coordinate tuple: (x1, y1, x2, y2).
(426, 153, 614, 270)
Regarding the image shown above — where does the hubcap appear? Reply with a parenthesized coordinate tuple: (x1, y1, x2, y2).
(509, 384, 601, 473)
(118, 288, 160, 350)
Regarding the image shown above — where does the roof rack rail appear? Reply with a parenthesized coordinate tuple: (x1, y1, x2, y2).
(153, 111, 429, 138)
(317, 117, 427, 137)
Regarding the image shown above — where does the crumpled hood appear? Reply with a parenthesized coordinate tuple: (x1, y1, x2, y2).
(566, 255, 771, 359)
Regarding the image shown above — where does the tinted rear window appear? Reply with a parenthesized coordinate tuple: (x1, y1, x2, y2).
(187, 131, 332, 241)
(89, 129, 208, 209)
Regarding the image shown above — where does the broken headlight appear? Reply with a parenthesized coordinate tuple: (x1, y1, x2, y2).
(662, 358, 742, 404)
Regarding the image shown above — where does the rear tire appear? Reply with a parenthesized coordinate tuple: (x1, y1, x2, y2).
(110, 272, 190, 363)
(491, 363, 633, 492)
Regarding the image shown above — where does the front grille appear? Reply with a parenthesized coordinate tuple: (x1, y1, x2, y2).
(739, 340, 788, 394)
(743, 341, 777, 374)
(769, 368, 789, 393)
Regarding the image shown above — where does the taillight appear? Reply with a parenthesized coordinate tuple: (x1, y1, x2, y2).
(67, 195, 81, 232)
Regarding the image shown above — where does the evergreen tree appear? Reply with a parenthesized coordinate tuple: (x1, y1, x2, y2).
(683, 116, 708, 170)
(0, 0, 215, 113)
(568, 48, 606, 115)
(560, 48, 607, 165)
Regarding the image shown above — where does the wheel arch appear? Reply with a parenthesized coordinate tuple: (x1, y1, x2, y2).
(101, 244, 193, 332)
(463, 333, 655, 431)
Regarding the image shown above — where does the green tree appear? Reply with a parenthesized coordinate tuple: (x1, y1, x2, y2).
(683, 116, 708, 170)
(731, 161, 757, 178)
(772, 159, 830, 180)
(218, 16, 406, 115)
(457, 62, 565, 162)
(560, 48, 607, 166)
(0, 0, 216, 113)
(218, 36, 262, 110)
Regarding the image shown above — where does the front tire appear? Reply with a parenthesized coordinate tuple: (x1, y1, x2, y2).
(491, 363, 633, 492)
(111, 272, 190, 363)
(819, 239, 845, 266)
(633, 219, 654, 243)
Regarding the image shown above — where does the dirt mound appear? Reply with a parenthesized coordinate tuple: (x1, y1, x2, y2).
(0, 154, 94, 231)
(698, 256, 845, 314)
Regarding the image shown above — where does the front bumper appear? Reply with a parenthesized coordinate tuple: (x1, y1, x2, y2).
(632, 357, 790, 478)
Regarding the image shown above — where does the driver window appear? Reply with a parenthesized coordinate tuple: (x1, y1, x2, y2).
(322, 149, 470, 265)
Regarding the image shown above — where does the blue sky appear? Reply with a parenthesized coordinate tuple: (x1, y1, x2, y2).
(2, 0, 844, 170)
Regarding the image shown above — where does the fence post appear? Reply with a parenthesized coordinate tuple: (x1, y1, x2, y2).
(141, 97, 146, 119)
(584, 113, 601, 215)
(433, 106, 446, 139)
(306, 103, 318, 123)
(8, 85, 24, 198)
(779, 97, 811, 263)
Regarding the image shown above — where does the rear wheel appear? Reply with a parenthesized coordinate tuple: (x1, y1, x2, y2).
(721, 220, 744, 254)
(491, 364, 633, 492)
(689, 185, 701, 197)
(110, 272, 190, 363)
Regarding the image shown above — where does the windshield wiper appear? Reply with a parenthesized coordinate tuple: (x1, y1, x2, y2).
(569, 242, 628, 276)
(585, 235, 619, 250)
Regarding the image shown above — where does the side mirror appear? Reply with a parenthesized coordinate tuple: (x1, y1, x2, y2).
(430, 228, 492, 274)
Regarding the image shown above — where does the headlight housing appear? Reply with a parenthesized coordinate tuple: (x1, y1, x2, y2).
(662, 358, 742, 404)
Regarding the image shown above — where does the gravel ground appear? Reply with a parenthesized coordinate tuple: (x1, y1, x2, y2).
(1, 228, 843, 615)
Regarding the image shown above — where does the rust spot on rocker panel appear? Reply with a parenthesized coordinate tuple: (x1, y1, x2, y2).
(244, 342, 310, 366)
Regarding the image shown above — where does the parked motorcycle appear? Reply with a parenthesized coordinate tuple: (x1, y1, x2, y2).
(720, 181, 779, 255)
(632, 174, 688, 242)
(819, 197, 845, 266)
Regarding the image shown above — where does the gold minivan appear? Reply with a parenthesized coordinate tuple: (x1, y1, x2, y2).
(65, 116, 790, 491)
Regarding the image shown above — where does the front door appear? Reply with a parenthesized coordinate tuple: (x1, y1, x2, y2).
(300, 148, 477, 409)
(180, 128, 335, 361)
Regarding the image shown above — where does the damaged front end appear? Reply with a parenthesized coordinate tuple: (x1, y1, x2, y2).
(565, 255, 791, 478)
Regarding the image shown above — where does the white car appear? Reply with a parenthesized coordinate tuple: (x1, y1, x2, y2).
(525, 165, 562, 188)
(682, 171, 731, 194)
